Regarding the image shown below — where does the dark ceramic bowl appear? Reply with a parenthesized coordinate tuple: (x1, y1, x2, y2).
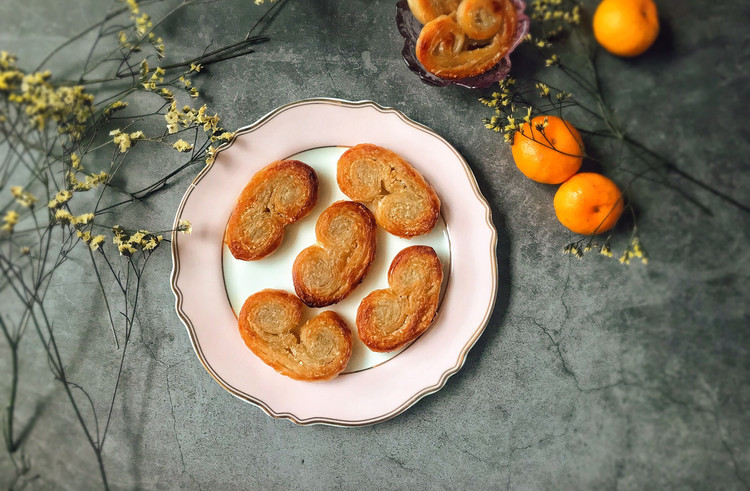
(395, 0, 531, 89)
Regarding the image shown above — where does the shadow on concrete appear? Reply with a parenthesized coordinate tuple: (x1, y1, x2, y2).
(447, 168, 512, 383)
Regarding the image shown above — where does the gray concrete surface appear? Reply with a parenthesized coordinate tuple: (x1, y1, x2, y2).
(0, 0, 748, 489)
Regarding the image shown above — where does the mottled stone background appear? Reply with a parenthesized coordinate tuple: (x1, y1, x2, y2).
(0, 0, 748, 489)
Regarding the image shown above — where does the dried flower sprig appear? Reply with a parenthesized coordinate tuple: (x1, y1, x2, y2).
(481, 0, 749, 265)
(0, 0, 280, 488)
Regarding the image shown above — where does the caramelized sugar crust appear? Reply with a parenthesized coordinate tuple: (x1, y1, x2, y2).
(337, 144, 440, 238)
(238, 289, 352, 381)
(357, 246, 443, 352)
(292, 201, 377, 308)
(225, 160, 318, 261)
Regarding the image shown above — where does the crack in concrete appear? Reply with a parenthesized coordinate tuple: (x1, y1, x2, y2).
(643, 384, 748, 489)
(505, 417, 573, 491)
(529, 317, 630, 393)
(385, 454, 430, 479)
(556, 256, 573, 337)
(164, 363, 202, 491)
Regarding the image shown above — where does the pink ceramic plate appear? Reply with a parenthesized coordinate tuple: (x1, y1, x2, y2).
(171, 99, 498, 426)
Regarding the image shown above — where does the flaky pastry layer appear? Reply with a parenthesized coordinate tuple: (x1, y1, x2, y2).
(357, 246, 443, 352)
(337, 143, 440, 238)
(407, 0, 461, 25)
(292, 201, 377, 308)
(238, 289, 352, 381)
(225, 160, 318, 261)
(415, 0, 517, 79)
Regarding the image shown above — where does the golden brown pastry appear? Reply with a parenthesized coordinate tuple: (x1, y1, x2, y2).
(238, 289, 352, 381)
(357, 246, 443, 352)
(415, 2, 517, 79)
(292, 201, 376, 308)
(225, 160, 318, 261)
(337, 143, 440, 238)
(456, 0, 514, 40)
(407, 0, 461, 25)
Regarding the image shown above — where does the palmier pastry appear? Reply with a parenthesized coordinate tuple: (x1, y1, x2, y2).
(238, 289, 352, 381)
(292, 201, 376, 308)
(416, 3, 517, 79)
(407, 0, 461, 25)
(225, 160, 317, 261)
(456, 0, 515, 40)
(357, 246, 443, 352)
(337, 143, 440, 238)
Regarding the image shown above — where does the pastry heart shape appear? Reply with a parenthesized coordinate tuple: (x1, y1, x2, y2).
(337, 143, 440, 238)
(225, 160, 318, 261)
(238, 289, 352, 381)
(407, 0, 462, 25)
(357, 245, 443, 352)
(415, 3, 517, 79)
(292, 201, 377, 307)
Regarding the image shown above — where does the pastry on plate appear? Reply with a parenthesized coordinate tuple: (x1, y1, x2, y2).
(357, 245, 443, 352)
(337, 143, 440, 238)
(407, 0, 461, 25)
(238, 289, 352, 381)
(225, 160, 318, 261)
(292, 201, 377, 307)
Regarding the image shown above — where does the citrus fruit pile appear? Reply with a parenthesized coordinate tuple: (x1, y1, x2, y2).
(511, 115, 624, 236)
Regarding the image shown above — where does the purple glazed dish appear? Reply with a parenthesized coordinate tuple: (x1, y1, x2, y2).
(395, 0, 530, 89)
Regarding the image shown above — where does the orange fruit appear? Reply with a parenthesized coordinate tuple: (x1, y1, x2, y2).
(553, 173, 624, 235)
(593, 0, 660, 57)
(511, 116, 584, 184)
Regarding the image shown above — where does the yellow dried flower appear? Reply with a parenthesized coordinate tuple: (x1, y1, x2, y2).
(134, 13, 152, 37)
(110, 129, 132, 152)
(159, 88, 174, 101)
(72, 213, 95, 226)
(0, 51, 18, 69)
(89, 234, 105, 250)
(177, 219, 192, 234)
(173, 139, 194, 152)
(125, 0, 139, 14)
(205, 145, 216, 164)
(71, 153, 82, 169)
(523, 107, 532, 123)
(11, 186, 37, 208)
(189, 63, 202, 73)
(48, 189, 73, 209)
(536, 82, 551, 97)
(1, 210, 19, 232)
(139, 59, 149, 78)
(54, 209, 74, 223)
(142, 234, 163, 251)
(129, 230, 146, 244)
(105, 100, 128, 118)
(118, 243, 137, 256)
